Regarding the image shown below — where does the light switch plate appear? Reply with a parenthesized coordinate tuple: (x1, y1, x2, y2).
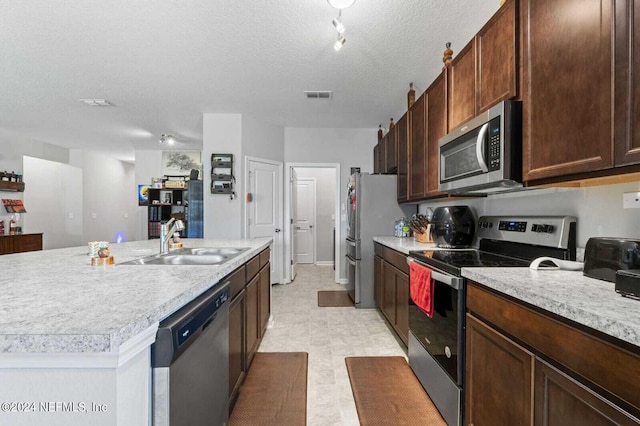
(623, 192, 640, 209)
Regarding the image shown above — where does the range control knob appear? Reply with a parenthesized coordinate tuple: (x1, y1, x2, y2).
(545, 225, 555, 233)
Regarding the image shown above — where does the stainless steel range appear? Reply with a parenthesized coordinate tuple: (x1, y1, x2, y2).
(407, 215, 577, 426)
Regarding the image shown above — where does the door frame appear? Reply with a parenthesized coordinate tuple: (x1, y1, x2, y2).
(243, 156, 284, 285)
(295, 177, 317, 265)
(284, 163, 341, 284)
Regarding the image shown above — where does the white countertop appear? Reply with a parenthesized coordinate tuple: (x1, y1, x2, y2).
(373, 236, 438, 254)
(462, 268, 640, 348)
(0, 238, 271, 353)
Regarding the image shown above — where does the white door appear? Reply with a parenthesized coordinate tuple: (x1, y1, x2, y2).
(247, 158, 282, 284)
(289, 169, 298, 281)
(295, 178, 316, 264)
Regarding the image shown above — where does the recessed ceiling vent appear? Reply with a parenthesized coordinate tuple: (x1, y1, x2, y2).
(304, 91, 333, 99)
(79, 99, 112, 106)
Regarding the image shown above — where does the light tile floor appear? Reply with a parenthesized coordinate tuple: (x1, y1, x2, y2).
(259, 264, 407, 426)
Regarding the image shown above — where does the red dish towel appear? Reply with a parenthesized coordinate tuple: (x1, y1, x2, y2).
(410, 261, 435, 318)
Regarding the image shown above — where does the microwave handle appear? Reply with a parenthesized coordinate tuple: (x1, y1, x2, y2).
(475, 123, 490, 173)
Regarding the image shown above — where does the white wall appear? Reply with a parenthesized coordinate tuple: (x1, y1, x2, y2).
(285, 127, 377, 281)
(418, 181, 640, 249)
(23, 156, 83, 249)
(294, 167, 336, 263)
(70, 150, 137, 243)
(203, 114, 243, 239)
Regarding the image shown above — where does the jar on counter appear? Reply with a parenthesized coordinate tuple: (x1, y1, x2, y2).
(394, 218, 411, 238)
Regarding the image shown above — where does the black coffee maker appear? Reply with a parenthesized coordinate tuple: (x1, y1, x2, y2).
(431, 206, 476, 248)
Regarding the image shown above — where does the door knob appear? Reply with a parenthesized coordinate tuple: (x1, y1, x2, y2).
(275, 228, 282, 233)
(309, 225, 313, 229)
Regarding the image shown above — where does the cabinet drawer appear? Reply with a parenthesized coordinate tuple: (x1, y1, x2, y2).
(227, 265, 246, 300)
(259, 248, 270, 268)
(246, 255, 260, 282)
(381, 246, 409, 275)
(467, 282, 640, 414)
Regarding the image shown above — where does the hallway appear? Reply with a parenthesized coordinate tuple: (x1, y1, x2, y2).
(259, 264, 407, 425)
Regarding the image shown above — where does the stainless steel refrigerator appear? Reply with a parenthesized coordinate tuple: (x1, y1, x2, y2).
(345, 172, 414, 308)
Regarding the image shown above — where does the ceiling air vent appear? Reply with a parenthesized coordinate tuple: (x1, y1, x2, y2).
(79, 99, 112, 106)
(304, 91, 333, 99)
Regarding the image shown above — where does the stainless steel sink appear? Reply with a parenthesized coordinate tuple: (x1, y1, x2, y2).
(119, 247, 249, 266)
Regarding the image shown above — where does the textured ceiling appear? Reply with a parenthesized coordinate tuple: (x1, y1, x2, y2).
(0, 1, 499, 161)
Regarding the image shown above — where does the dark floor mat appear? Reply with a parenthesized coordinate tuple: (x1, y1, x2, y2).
(317, 290, 354, 307)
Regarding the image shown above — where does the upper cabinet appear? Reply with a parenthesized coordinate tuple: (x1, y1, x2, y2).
(447, 41, 476, 131)
(409, 93, 427, 200)
(522, 0, 615, 181)
(614, 0, 640, 166)
(384, 127, 398, 173)
(425, 72, 448, 198)
(449, 0, 518, 131)
(396, 113, 409, 202)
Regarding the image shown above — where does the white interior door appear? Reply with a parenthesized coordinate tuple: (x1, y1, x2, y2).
(289, 169, 298, 281)
(247, 158, 282, 284)
(295, 178, 316, 264)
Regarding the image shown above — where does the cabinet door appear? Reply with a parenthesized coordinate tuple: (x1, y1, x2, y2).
(476, 0, 518, 113)
(385, 127, 397, 173)
(245, 275, 259, 368)
(382, 262, 396, 323)
(259, 264, 270, 338)
(448, 40, 476, 130)
(378, 139, 386, 174)
(409, 93, 427, 200)
(374, 255, 383, 309)
(373, 143, 380, 174)
(534, 359, 638, 426)
(0, 237, 14, 255)
(395, 271, 409, 345)
(397, 114, 409, 201)
(614, 0, 640, 166)
(465, 314, 534, 426)
(229, 291, 245, 401)
(426, 72, 447, 197)
(522, 0, 614, 181)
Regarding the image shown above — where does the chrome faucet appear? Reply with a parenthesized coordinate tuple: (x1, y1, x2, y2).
(160, 218, 185, 255)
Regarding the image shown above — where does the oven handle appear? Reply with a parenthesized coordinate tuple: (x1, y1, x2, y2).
(407, 257, 463, 290)
(475, 122, 489, 173)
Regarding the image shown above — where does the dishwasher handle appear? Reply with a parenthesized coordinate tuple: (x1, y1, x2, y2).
(152, 281, 230, 368)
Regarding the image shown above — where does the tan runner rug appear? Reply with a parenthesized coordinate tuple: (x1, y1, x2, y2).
(317, 290, 354, 307)
(345, 356, 447, 426)
(230, 352, 308, 426)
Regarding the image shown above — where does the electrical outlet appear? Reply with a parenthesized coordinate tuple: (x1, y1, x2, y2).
(124, 213, 129, 219)
(623, 192, 640, 209)
(91, 213, 97, 219)
(68, 212, 74, 219)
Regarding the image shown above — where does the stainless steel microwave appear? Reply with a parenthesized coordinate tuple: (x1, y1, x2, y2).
(438, 100, 522, 194)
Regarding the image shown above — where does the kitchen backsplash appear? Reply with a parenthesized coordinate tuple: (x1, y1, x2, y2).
(418, 180, 640, 249)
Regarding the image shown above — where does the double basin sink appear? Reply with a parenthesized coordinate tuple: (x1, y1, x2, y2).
(119, 247, 249, 266)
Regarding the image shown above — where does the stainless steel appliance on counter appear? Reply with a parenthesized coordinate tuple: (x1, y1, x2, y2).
(407, 215, 577, 426)
(152, 282, 230, 426)
(439, 100, 522, 195)
(346, 172, 414, 308)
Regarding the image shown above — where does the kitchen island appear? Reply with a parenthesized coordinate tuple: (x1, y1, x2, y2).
(0, 238, 272, 426)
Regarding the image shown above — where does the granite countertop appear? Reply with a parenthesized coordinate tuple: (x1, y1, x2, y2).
(373, 237, 438, 254)
(462, 268, 640, 348)
(0, 238, 271, 353)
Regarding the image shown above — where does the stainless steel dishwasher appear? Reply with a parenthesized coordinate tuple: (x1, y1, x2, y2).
(152, 281, 230, 426)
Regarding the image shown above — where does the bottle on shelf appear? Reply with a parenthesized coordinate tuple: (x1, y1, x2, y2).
(378, 125, 383, 141)
(389, 118, 395, 130)
(408, 82, 415, 108)
(9, 217, 16, 235)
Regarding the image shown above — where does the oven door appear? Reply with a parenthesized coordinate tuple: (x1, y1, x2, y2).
(407, 259, 465, 385)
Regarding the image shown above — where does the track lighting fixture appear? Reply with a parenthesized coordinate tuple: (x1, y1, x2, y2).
(159, 134, 176, 145)
(332, 10, 345, 34)
(334, 36, 346, 51)
(327, 0, 356, 9)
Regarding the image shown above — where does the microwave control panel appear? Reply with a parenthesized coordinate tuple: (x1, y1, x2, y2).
(488, 117, 501, 171)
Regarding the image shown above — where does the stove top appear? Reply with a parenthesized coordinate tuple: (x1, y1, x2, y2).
(409, 249, 530, 276)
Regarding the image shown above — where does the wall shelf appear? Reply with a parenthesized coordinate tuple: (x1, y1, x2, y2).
(0, 181, 25, 192)
(211, 154, 235, 198)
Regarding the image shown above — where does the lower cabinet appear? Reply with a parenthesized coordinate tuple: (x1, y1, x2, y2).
(228, 248, 271, 409)
(466, 282, 640, 425)
(375, 243, 409, 346)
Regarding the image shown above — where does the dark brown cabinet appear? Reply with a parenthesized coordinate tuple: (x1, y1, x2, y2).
(373, 143, 380, 174)
(0, 233, 43, 255)
(522, 0, 615, 181)
(425, 72, 447, 198)
(466, 282, 640, 424)
(615, 0, 640, 166)
(375, 243, 409, 346)
(465, 314, 534, 426)
(409, 94, 427, 200)
(396, 114, 409, 202)
(476, 0, 518, 113)
(447, 40, 476, 131)
(228, 248, 271, 409)
(384, 127, 397, 173)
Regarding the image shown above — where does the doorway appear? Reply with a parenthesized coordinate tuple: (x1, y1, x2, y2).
(284, 163, 340, 284)
(244, 156, 283, 284)
(295, 178, 316, 264)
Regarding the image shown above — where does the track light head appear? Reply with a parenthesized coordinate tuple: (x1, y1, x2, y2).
(334, 36, 346, 51)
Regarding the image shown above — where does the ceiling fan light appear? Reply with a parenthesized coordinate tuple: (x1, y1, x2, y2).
(327, 0, 356, 9)
(160, 134, 176, 145)
(334, 36, 346, 51)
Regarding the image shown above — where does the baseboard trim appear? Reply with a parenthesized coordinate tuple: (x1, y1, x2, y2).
(339, 278, 348, 285)
(315, 261, 334, 266)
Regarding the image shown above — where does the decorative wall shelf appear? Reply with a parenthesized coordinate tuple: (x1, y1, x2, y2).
(0, 181, 25, 192)
(211, 154, 235, 198)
